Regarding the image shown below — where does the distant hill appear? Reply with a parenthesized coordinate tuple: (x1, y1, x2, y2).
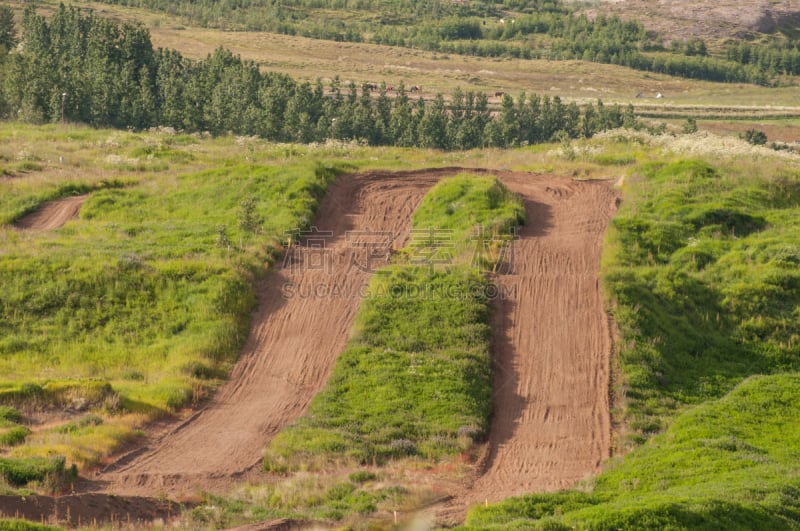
(580, 0, 800, 41)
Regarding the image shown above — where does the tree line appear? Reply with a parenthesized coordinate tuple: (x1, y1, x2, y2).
(77, 0, 797, 85)
(0, 5, 631, 149)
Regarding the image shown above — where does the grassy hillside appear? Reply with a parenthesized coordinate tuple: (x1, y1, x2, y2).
(0, 124, 352, 480)
(3, 120, 800, 531)
(607, 157, 800, 442)
(57, 0, 799, 85)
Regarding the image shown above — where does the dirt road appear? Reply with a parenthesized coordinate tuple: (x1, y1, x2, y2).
(14, 194, 87, 230)
(96, 169, 618, 516)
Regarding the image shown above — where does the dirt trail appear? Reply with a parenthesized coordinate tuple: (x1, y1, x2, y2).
(94, 169, 618, 519)
(437, 174, 618, 522)
(14, 194, 87, 230)
(97, 169, 447, 495)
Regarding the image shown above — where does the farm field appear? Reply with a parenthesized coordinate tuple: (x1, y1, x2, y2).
(1, 0, 800, 528)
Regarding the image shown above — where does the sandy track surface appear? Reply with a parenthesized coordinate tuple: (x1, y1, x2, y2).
(14, 194, 87, 230)
(437, 173, 618, 522)
(95, 169, 618, 517)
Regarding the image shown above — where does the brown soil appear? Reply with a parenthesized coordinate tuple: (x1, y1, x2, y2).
(74, 169, 616, 525)
(0, 493, 179, 527)
(13, 194, 87, 230)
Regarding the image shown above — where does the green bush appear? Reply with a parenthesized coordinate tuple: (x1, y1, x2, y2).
(0, 407, 21, 424)
(0, 426, 31, 446)
(0, 456, 72, 487)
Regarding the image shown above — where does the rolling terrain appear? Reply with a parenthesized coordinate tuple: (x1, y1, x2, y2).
(1, 0, 800, 524)
(92, 169, 617, 519)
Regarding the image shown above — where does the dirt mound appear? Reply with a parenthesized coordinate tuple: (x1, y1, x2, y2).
(0, 493, 180, 527)
(83, 168, 616, 527)
(14, 194, 87, 230)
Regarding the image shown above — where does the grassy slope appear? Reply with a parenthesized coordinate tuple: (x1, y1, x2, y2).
(264, 175, 523, 471)
(0, 124, 350, 476)
(462, 141, 800, 529)
(608, 158, 800, 439)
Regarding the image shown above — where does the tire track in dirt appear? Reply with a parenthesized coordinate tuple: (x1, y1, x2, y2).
(14, 194, 88, 230)
(93, 169, 618, 517)
(436, 173, 618, 523)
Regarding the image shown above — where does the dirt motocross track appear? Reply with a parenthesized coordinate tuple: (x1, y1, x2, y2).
(95, 168, 618, 516)
(14, 194, 87, 230)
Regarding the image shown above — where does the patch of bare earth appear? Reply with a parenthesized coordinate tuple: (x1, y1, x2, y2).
(14, 194, 87, 230)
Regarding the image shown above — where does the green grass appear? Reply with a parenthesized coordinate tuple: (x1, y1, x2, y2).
(464, 374, 800, 530)
(264, 174, 524, 471)
(605, 158, 800, 442)
(0, 521, 62, 531)
(0, 456, 75, 488)
(1, 161, 340, 396)
(192, 472, 413, 527)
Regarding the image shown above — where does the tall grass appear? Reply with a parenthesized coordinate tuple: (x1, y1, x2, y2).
(264, 174, 524, 471)
(605, 158, 800, 442)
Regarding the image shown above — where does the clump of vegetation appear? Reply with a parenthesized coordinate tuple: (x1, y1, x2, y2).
(742, 128, 768, 145)
(0, 406, 22, 424)
(0, 427, 31, 447)
(0, 456, 75, 488)
(264, 175, 524, 471)
(192, 471, 413, 528)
